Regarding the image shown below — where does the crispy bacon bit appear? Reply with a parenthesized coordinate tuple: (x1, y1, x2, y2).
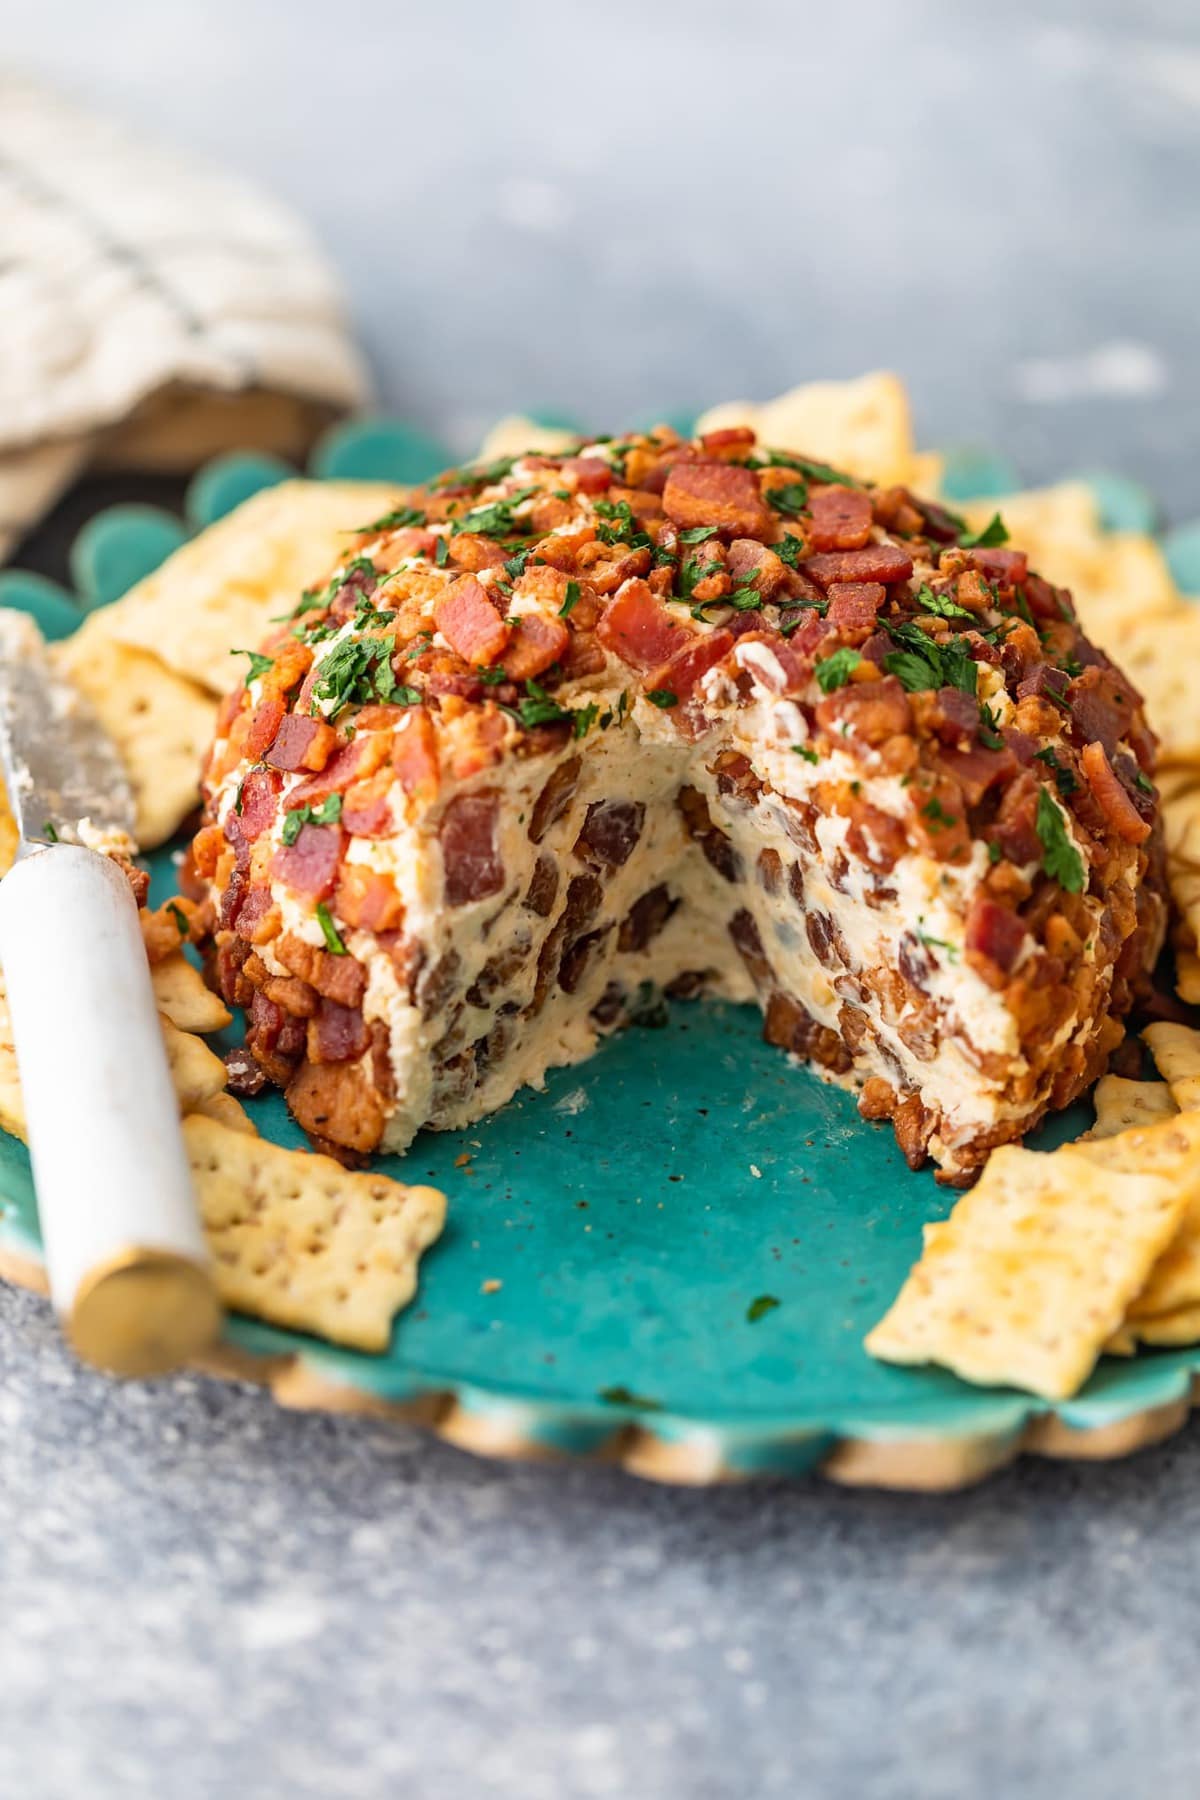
(265, 713, 338, 773)
(645, 628, 734, 705)
(335, 864, 405, 933)
(503, 612, 571, 682)
(342, 771, 393, 837)
(563, 455, 612, 494)
(434, 575, 510, 666)
(662, 461, 770, 537)
(597, 579, 691, 669)
(726, 538, 787, 599)
(991, 771, 1043, 865)
(576, 800, 646, 868)
(816, 675, 912, 746)
(966, 896, 1027, 975)
(937, 742, 1017, 805)
(809, 485, 873, 551)
(447, 532, 508, 572)
(804, 543, 914, 588)
(224, 1045, 266, 1097)
(232, 884, 280, 944)
(245, 694, 286, 761)
(287, 734, 387, 807)
(309, 999, 369, 1064)
(286, 1059, 386, 1155)
(1080, 741, 1151, 844)
(392, 708, 439, 797)
(236, 767, 281, 842)
(699, 426, 756, 454)
(529, 755, 582, 843)
(275, 931, 367, 1006)
(1067, 666, 1136, 760)
(440, 791, 504, 906)
(271, 823, 343, 899)
(825, 582, 885, 635)
(969, 547, 1028, 586)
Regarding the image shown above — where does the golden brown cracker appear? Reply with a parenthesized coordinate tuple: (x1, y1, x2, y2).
(183, 1114, 445, 1350)
(190, 1091, 257, 1136)
(151, 952, 231, 1035)
(1085, 1075, 1178, 1140)
(476, 417, 580, 462)
(69, 480, 404, 696)
(1143, 1022, 1200, 1113)
(696, 372, 919, 487)
(53, 634, 215, 849)
(159, 1015, 227, 1109)
(866, 1137, 1193, 1399)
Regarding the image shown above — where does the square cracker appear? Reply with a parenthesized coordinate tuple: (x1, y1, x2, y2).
(695, 372, 919, 487)
(183, 1114, 446, 1351)
(151, 952, 232, 1035)
(1084, 1075, 1178, 1141)
(1144, 1022, 1200, 1114)
(71, 479, 404, 696)
(1075, 1109, 1200, 1324)
(52, 633, 216, 849)
(866, 1137, 1194, 1399)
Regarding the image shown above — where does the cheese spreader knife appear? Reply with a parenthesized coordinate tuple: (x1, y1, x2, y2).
(0, 613, 219, 1375)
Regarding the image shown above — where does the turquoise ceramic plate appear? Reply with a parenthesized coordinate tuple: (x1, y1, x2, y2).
(3, 419, 1200, 1488)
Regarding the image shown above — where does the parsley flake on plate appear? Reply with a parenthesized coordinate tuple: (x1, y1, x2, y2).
(1036, 786, 1085, 893)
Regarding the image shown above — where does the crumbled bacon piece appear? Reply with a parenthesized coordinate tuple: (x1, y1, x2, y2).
(503, 613, 571, 682)
(335, 864, 404, 933)
(662, 461, 770, 537)
(646, 628, 734, 705)
(965, 897, 1027, 976)
(809, 485, 873, 552)
(1080, 741, 1151, 844)
(309, 999, 369, 1064)
(597, 579, 691, 669)
(804, 543, 914, 588)
(447, 533, 508, 572)
(245, 694, 286, 761)
(825, 582, 885, 635)
(440, 791, 504, 906)
(236, 767, 281, 842)
(271, 822, 343, 898)
(265, 713, 338, 773)
(434, 575, 510, 666)
(563, 455, 612, 495)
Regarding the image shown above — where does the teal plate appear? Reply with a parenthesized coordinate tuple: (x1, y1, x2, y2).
(3, 419, 1200, 1487)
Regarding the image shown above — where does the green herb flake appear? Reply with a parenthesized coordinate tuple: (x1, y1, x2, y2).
(678, 525, 719, 544)
(746, 1294, 780, 1323)
(1036, 786, 1085, 893)
(767, 481, 809, 520)
(773, 533, 806, 570)
(978, 702, 1005, 750)
(916, 924, 959, 962)
(814, 647, 862, 693)
(559, 579, 581, 619)
(315, 901, 347, 955)
(435, 536, 450, 567)
(1135, 770, 1155, 796)
(759, 450, 859, 486)
(281, 794, 343, 847)
(597, 1385, 662, 1412)
(356, 504, 426, 534)
(167, 902, 190, 938)
(987, 840, 1003, 865)
(572, 702, 600, 740)
(43, 820, 58, 842)
(921, 796, 958, 830)
(232, 648, 275, 682)
(646, 688, 678, 709)
(792, 745, 819, 764)
(1034, 746, 1079, 797)
(958, 512, 1010, 550)
(914, 582, 974, 621)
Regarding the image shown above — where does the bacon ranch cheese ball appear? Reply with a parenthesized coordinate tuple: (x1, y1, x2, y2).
(188, 428, 1166, 1180)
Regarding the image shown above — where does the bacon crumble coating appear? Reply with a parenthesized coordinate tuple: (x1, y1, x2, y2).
(189, 427, 1166, 1181)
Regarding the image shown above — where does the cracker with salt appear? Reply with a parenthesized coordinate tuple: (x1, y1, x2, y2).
(1085, 1075, 1178, 1140)
(1144, 1022, 1200, 1113)
(696, 372, 919, 487)
(183, 1114, 445, 1350)
(866, 1137, 1193, 1398)
(71, 479, 404, 696)
(151, 952, 231, 1035)
(191, 1091, 257, 1136)
(1074, 1109, 1200, 1325)
(52, 633, 215, 849)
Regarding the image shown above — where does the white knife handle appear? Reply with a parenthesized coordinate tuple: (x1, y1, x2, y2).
(0, 846, 219, 1374)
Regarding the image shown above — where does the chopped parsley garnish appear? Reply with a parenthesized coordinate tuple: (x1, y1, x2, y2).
(432, 452, 520, 490)
(778, 599, 827, 634)
(435, 536, 450, 567)
(276, 586, 328, 624)
(987, 839, 1003, 865)
(815, 647, 861, 693)
(679, 556, 723, 602)
(315, 902, 347, 955)
(792, 745, 820, 764)
(921, 796, 958, 829)
(476, 665, 509, 685)
(766, 481, 809, 519)
(1034, 746, 1079, 797)
(883, 621, 978, 695)
(958, 512, 1010, 549)
(678, 525, 719, 544)
(451, 488, 537, 538)
(978, 702, 1005, 750)
(746, 1294, 780, 1323)
(502, 678, 575, 730)
(43, 820, 58, 842)
(646, 688, 678, 708)
(281, 794, 343, 846)
(1134, 770, 1155, 795)
(167, 901, 190, 938)
(232, 648, 274, 682)
(573, 702, 600, 739)
(393, 685, 422, 706)
(757, 450, 859, 487)
(914, 582, 974, 621)
(1036, 786, 1085, 892)
(593, 498, 652, 549)
(597, 1385, 662, 1412)
(310, 635, 398, 715)
(504, 546, 536, 580)
(355, 504, 426, 533)
(559, 579, 581, 618)
(916, 924, 959, 961)
(772, 533, 806, 569)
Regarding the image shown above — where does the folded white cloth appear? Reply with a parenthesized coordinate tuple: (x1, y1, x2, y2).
(0, 76, 370, 560)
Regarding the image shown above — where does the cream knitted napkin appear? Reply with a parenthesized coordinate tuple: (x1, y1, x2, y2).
(0, 76, 370, 560)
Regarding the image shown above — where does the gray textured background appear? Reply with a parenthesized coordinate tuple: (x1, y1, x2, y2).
(5, 3, 1200, 1796)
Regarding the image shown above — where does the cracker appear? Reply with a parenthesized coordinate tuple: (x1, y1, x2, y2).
(1074, 1110, 1200, 1324)
(1100, 607, 1200, 766)
(0, 982, 25, 1142)
(1176, 947, 1200, 1007)
(476, 416, 580, 462)
(182, 1113, 446, 1350)
(866, 1138, 1193, 1398)
(159, 1015, 227, 1109)
(68, 479, 403, 696)
(52, 633, 215, 849)
(191, 1091, 257, 1136)
(151, 952, 231, 1035)
(0, 781, 17, 878)
(1124, 1305, 1200, 1349)
(696, 372, 918, 487)
(1085, 1075, 1178, 1140)
(1143, 1022, 1200, 1113)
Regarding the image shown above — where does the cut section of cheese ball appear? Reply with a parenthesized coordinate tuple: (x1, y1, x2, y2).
(188, 428, 1167, 1181)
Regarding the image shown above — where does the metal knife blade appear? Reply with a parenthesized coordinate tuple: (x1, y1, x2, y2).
(0, 612, 136, 852)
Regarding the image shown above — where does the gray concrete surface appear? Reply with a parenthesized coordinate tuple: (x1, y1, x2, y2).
(5, 4, 1200, 1796)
